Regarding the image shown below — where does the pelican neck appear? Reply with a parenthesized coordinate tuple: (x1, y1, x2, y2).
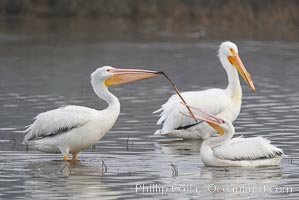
(91, 78, 120, 114)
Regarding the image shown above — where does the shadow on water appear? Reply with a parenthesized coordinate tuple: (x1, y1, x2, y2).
(156, 140, 202, 155)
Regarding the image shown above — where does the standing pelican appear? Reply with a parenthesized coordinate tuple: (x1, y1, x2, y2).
(23, 66, 158, 160)
(182, 107, 283, 167)
(154, 41, 256, 139)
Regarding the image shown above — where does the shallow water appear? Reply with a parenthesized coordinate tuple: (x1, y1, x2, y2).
(1, 36, 299, 199)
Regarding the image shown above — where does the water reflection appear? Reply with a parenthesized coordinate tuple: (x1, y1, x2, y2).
(23, 161, 118, 200)
(155, 140, 202, 156)
(200, 166, 283, 181)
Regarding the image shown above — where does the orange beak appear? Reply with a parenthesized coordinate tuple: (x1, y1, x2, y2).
(228, 51, 256, 92)
(205, 121, 225, 136)
(180, 104, 225, 136)
(105, 68, 159, 86)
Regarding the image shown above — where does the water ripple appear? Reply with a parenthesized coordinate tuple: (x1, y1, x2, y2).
(0, 41, 299, 199)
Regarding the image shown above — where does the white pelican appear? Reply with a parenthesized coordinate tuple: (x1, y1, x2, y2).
(154, 41, 256, 139)
(23, 66, 159, 161)
(182, 106, 283, 167)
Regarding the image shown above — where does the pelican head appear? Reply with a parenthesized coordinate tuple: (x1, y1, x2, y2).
(199, 114, 228, 136)
(193, 111, 233, 137)
(218, 41, 256, 92)
(91, 66, 159, 87)
(180, 104, 233, 136)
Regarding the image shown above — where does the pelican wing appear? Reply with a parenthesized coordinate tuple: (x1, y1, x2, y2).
(214, 136, 283, 161)
(154, 89, 231, 132)
(24, 105, 97, 142)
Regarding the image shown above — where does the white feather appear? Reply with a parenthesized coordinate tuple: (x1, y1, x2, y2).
(214, 136, 283, 161)
(23, 105, 97, 142)
(156, 89, 230, 127)
(154, 88, 239, 139)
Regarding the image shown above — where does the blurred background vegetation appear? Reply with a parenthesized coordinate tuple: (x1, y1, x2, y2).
(0, 0, 298, 41)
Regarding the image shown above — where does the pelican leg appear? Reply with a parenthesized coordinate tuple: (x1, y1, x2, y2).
(63, 155, 69, 161)
(72, 153, 78, 161)
(59, 147, 70, 161)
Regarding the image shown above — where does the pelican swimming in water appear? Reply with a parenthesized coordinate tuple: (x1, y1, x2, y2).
(182, 106, 283, 167)
(154, 41, 256, 139)
(23, 66, 159, 160)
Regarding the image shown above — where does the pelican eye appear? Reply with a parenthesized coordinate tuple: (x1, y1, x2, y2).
(107, 69, 111, 72)
(229, 48, 234, 54)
